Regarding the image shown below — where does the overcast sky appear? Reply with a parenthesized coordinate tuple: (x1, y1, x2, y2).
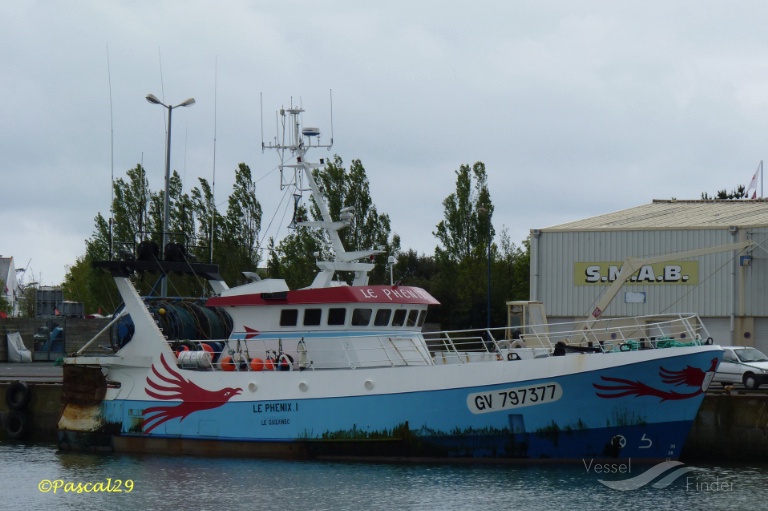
(3, 1, 768, 288)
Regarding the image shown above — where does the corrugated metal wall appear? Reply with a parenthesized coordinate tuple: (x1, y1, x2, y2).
(754, 318, 768, 353)
(532, 227, 768, 347)
(743, 227, 768, 318)
(704, 318, 733, 347)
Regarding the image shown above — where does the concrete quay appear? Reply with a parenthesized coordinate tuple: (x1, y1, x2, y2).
(1, 363, 65, 442)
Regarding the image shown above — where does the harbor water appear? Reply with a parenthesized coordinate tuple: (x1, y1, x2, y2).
(1, 441, 766, 511)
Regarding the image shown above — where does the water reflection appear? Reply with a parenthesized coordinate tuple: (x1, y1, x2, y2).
(2, 442, 766, 511)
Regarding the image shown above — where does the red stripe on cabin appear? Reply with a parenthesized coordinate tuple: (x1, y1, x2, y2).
(206, 285, 439, 307)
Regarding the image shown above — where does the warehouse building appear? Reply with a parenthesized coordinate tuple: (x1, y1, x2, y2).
(530, 200, 768, 353)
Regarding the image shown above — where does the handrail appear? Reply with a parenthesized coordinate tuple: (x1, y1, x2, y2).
(74, 309, 128, 355)
(75, 313, 712, 370)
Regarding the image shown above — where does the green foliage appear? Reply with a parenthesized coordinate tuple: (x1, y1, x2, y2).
(63, 252, 120, 315)
(389, 244, 435, 287)
(63, 162, 261, 312)
(109, 165, 154, 250)
(434, 162, 493, 264)
(270, 156, 395, 287)
(17, 284, 37, 318)
(494, 230, 530, 325)
(314, 157, 395, 284)
(65, 156, 531, 330)
(266, 207, 323, 289)
(389, 232, 530, 330)
(216, 163, 263, 286)
(701, 184, 749, 200)
(431, 162, 496, 329)
(0, 279, 11, 316)
(189, 177, 218, 261)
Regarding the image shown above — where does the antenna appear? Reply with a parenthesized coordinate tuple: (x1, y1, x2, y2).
(140, 153, 146, 234)
(261, 96, 381, 288)
(183, 124, 188, 188)
(107, 44, 115, 260)
(210, 58, 218, 263)
(329, 89, 334, 148)
(260, 92, 264, 153)
(158, 48, 165, 104)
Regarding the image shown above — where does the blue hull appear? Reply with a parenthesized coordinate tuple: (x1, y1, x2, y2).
(59, 350, 717, 461)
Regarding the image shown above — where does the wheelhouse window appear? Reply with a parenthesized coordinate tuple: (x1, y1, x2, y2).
(392, 309, 407, 327)
(304, 308, 322, 326)
(416, 310, 426, 327)
(406, 309, 418, 327)
(374, 309, 392, 326)
(352, 308, 373, 326)
(280, 309, 299, 326)
(328, 307, 346, 326)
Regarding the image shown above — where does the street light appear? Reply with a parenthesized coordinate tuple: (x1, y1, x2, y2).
(478, 207, 491, 330)
(146, 94, 195, 297)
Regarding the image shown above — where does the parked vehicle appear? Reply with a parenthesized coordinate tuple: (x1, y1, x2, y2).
(713, 346, 768, 389)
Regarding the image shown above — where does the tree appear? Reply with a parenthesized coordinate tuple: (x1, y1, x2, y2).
(66, 165, 156, 311)
(390, 246, 436, 289)
(63, 251, 121, 314)
(168, 171, 195, 249)
(270, 156, 395, 287)
(491, 228, 530, 326)
(217, 163, 263, 285)
(0, 279, 11, 316)
(189, 177, 220, 262)
(111, 164, 153, 251)
(17, 283, 37, 318)
(432, 162, 494, 329)
(701, 184, 749, 200)
(312, 157, 395, 283)
(266, 206, 324, 289)
(497, 228, 530, 301)
(64, 161, 263, 310)
(433, 162, 493, 264)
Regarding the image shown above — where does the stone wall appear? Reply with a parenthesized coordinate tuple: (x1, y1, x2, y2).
(0, 382, 63, 441)
(0, 318, 112, 361)
(683, 392, 768, 461)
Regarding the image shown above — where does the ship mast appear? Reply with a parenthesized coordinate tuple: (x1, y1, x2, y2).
(262, 102, 383, 288)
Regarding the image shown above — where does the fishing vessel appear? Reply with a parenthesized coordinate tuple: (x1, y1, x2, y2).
(58, 103, 734, 461)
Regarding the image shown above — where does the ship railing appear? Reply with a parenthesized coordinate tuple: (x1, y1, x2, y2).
(171, 332, 434, 371)
(168, 313, 711, 371)
(424, 313, 711, 360)
(567, 313, 711, 352)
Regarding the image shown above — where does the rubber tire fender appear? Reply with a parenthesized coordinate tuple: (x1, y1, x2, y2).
(5, 411, 29, 440)
(5, 381, 32, 411)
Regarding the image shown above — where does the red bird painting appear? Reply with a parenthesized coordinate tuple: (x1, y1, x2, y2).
(142, 353, 242, 433)
(594, 358, 719, 402)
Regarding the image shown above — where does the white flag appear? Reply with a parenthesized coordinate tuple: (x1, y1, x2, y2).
(746, 162, 760, 197)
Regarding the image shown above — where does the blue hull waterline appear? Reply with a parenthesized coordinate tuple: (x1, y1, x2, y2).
(59, 350, 716, 461)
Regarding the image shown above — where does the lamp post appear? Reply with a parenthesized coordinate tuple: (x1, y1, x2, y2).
(478, 207, 491, 330)
(146, 93, 195, 296)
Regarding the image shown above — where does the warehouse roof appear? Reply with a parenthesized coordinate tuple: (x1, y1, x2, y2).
(545, 199, 768, 231)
